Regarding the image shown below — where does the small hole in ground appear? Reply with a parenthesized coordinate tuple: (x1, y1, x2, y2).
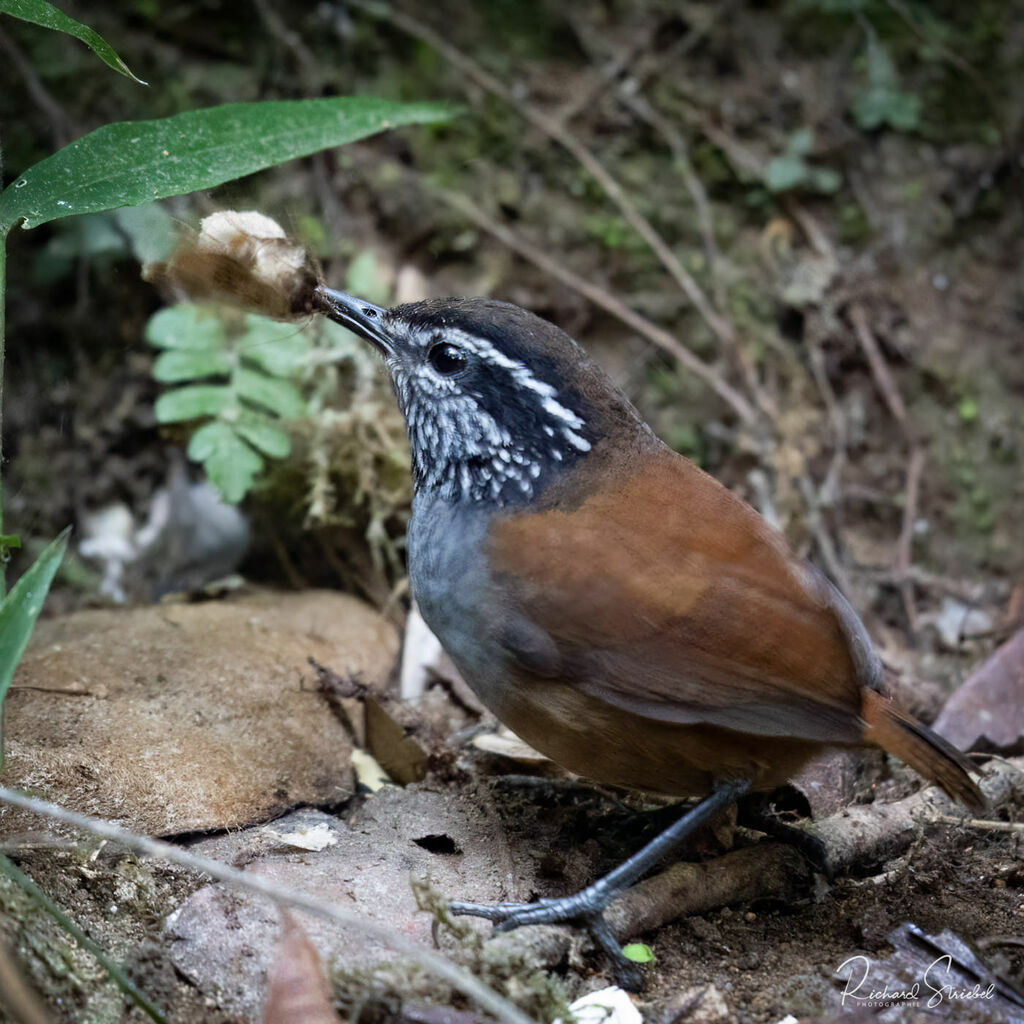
(413, 833, 462, 855)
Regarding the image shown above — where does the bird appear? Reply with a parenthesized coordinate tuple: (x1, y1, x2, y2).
(313, 287, 983, 989)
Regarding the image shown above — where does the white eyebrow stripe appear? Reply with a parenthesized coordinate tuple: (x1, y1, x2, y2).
(440, 327, 587, 432)
(395, 320, 594, 503)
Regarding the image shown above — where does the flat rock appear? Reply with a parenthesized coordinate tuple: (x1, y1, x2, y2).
(1, 589, 397, 836)
(165, 788, 523, 1019)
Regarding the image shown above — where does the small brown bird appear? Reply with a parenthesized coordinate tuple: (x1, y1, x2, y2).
(315, 288, 983, 988)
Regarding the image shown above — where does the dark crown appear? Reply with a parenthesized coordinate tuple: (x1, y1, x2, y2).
(378, 299, 641, 506)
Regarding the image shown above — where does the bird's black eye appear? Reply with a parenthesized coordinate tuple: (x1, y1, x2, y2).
(427, 342, 467, 377)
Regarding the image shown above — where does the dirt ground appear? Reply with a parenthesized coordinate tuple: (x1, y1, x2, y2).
(1, 1, 1023, 1022)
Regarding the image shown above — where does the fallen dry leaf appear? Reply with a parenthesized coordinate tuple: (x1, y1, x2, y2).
(263, 913, 342, 1024)
(934, 627, 1024, 755)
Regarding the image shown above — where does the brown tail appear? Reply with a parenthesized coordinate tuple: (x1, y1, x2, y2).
(862, 689, 984, 810)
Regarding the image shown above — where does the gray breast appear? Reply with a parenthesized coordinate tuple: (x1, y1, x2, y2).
(406, 494, 509, 694)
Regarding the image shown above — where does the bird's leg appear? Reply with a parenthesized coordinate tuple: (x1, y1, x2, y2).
(449, 778, 749, 990)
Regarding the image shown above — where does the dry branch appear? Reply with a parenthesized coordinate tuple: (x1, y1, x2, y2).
(482, 757, 1024, 972)
(607, 843, 809, 937)
(849, 302, 924, 631)
(346, 0, 754, 415)
(435, 186, 756, 424)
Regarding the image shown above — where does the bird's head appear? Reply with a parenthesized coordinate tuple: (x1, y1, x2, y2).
(317, 289, 642, 506)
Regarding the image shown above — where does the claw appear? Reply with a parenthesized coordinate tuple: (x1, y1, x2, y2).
(443, 780, 749, 993)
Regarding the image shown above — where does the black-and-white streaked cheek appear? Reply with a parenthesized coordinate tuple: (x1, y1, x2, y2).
(383, 323, 592, 504)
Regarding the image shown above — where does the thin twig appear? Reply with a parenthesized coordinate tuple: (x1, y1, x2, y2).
(434, 186, 756, 424)
(558, 12, 726, 308)
(617, 91, 724, 309)
(783, 197, 838, 266)
(557, 5, 730, 126)
(849, 303, 910, 434)
(552, 20, 653, 127)
(0, 937, 52, 1024)
(0, 27, 74, 150)
(849, 302, 923, 630)
(798, 474, 854, 597)
(627, 1, 743, 97)
(0, 787, 538, 1024)
(933, 815, 1024, 834)
(806, 336, 847, 505)
(896, 444, 925, 633)
(978, 937, 1024, 951)
(346, 0, 744, 373)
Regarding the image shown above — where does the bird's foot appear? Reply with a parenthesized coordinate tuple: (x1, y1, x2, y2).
(447, 781, 750, 993)
(449, 895, 645, 992)
(737, 800, 834, 878)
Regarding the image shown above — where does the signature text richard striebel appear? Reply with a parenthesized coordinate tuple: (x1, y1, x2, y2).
(837, 953, 997, 1010)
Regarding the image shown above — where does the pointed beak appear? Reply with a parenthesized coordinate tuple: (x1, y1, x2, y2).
(313, 286, 394, 357)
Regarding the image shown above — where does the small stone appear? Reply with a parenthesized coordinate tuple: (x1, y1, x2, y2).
(687, 916, 720, 943)
(672, 984, 730, 1024)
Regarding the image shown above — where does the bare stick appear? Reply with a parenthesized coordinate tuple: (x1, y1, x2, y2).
(435, 187, 757, 424)
(607, 844, 808, 936)
(0, 27, 73, 150)
(346, 0, 742, 372)
(849, 303, 923, 629)
(0, 787, 538, 1024)
(557, 5, 732, 127)
(933, 815, 1024, 834)
(0, 938, 52, 1024)
(485, 759, 1022, 973)
(616, 91, 724, 310)
(896, 444, 925, 633)
(558, 13, 726, 308)
(798, 474, 854, 597)
(849, 303, 910, 433)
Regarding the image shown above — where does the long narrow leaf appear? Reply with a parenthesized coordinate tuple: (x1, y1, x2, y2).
(0, 97, 452, 232)
(0, 854, 166, 1022)
(0, 0, 145, 84)
(0, 528, 69, 769)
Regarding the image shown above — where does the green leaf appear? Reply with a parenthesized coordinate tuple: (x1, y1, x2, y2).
(765, 155, 807, 192)
(154, 384, 234, 422)
(786, 127, 814, 157)
(152, 348, 233, 383)
(187, 423, 262, 504)
(233, 367, 305, 419)
(345, 249, 392, 307)
(808, 167, 842, 193)
(113, 203, 177, 264)
(852, 36, 921, 132)
(958, 396, 979, 423)
(238, 315, 312, 376)
(0, 97, 452, 232)
(235, 414, 290, 459)
(0, 0, 145, 84)
(0, 528, 70, 768)
(621, 943, 655, 964)
(187, 420, 232, 461)
(145, 305, 225, 351)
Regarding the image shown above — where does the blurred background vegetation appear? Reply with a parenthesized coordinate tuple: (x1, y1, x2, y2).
(1, 0, 1021, 691)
